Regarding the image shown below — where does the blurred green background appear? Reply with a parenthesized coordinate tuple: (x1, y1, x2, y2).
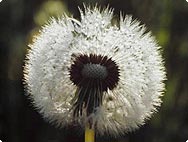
(0, 0, 188, 142)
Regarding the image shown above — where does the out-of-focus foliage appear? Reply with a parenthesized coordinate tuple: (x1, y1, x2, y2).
(34, 0, 68, 26)
(28, 0, 68, 45)
(1, 0, 188, 142)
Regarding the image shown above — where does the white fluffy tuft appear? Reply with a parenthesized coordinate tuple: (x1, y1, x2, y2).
(24, 6, 166, 136)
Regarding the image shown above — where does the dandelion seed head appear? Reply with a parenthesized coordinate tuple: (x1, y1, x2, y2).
(24, 6, 166, 136)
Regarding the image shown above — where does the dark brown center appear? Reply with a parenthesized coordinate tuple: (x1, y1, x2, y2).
(69, 54, 119, 118)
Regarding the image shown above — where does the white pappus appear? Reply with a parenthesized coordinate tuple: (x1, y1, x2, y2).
(23, 6, 166, 136)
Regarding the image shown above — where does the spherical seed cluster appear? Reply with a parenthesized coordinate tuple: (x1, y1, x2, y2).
(24, 6, 166, 136)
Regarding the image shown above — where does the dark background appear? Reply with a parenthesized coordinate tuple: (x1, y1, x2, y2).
(0, 0, 188, 142)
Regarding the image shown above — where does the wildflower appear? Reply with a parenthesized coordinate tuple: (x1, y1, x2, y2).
(24, 6, 166, 136)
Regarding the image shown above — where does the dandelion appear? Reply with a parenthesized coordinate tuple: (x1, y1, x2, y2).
(24, 6, 166, 139)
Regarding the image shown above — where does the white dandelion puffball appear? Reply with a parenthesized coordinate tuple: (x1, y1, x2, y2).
(24, 6, 166, 136)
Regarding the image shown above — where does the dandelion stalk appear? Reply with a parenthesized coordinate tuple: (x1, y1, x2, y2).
(85, 125, 95, 142)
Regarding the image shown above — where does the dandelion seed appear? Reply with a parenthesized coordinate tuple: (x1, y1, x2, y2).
(24, 6, 166, 136)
